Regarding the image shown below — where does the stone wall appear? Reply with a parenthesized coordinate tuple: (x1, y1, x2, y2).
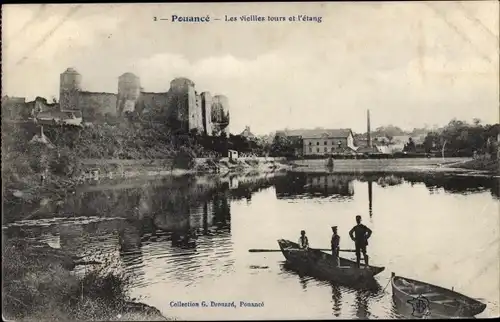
(138, 92, 169, 115)
(78, 92, 118, 120)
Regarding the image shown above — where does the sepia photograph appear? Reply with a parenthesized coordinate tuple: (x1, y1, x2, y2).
(2, 1, 499, 321)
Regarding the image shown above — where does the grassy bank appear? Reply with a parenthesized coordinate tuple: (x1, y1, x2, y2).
(451, 158, 499, 174)
(2, 239, 168, 321)
(289, 157, 480, 174)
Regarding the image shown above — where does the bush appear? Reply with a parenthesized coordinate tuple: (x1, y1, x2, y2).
(48, 149, 82, 178)
(1, 241, 166, 321)
(172, 146, 196, 169)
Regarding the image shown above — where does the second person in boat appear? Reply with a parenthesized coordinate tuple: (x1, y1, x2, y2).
(331, 226, 340, 266)
(349, 215, 372, 268)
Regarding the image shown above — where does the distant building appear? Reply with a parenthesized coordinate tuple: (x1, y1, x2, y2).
(390, 135, 425, 152)
(228, 149, 238, 161)
(36, 110, 83, 126)
(278, 128, 356, 156)
(2, 96, 27, 119)
(240, 126, 255, 139)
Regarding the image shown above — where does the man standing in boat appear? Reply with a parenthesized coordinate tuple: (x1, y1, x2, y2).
(331, 226, 340, 266)
(349, 215, 372, 268)
(298, 230, 309, 250)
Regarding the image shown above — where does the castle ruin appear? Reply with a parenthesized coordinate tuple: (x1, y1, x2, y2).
(58, 68, 230, 135)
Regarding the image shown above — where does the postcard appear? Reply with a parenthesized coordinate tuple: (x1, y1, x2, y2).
(2, 2, 499, 321)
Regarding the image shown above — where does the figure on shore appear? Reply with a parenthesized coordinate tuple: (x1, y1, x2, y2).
(326, 155, 334, 168)
(349, 215, 372, 268)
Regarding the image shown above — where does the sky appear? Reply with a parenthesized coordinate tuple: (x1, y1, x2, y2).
(2, 2, 499, 135)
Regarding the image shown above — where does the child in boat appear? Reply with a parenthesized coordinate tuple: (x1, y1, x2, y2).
(298, 230, 309, 250)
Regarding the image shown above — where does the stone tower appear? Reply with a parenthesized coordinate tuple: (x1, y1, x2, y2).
(117, 73, 141, 116)
(201, 92, 213, 136)
(59, 68, 82, 111)
(212, 95, 230, 135)
(169, 78, 199, 133)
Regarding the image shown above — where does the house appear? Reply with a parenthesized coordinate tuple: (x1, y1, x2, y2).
(277, 128, 356, 156)
(301, 129, 355, 156)
(240, 126, 255, 139)
(2, 96, 27, 119)
(390, 135, 425, 152)
(228, 149, 238, 161)
(36, 110, 83, 126)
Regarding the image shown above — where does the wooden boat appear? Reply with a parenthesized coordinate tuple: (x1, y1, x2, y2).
(277, 239, 385, 285)
(391, 273, 487, 318)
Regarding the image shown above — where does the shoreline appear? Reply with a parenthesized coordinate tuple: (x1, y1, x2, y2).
(288, 157, 499, 178)
(2, 239, 170, 321)
(4, 158, 497, 208)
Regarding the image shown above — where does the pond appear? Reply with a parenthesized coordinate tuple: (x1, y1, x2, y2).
(3, 172, 499, 320)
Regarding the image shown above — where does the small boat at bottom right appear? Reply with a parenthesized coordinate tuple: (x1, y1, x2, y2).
(391, 272, 487, 318)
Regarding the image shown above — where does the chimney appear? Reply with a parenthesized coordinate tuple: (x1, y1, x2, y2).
(367, 109, 371, 148)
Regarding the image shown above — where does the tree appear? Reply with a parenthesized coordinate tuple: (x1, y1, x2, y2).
(423, 132, 440, 152)
(270, 135, 297, 157)
(403, 137, 416, 153)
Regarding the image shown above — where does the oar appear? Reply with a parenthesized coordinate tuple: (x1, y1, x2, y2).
(249, 248, 356, 253)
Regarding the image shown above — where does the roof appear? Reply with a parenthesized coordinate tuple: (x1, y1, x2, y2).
(119, 72, 139, 78)
(240, 126, 255, 138)
(280, 128, 353, 139)
(38, 110, 82, 120)
(63, 67, 80, 74)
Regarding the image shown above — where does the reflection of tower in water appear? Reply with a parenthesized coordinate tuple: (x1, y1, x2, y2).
(212, 190, 231, 232)
(368, 180, 373, 217)
(118, 220, 145, 284)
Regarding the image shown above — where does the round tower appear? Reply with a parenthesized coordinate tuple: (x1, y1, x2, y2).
(117, 73, 141, 115)
(170, 77, 195, 92)
(169, 77, 197, 131)
(59, 68, 82, 111)
(211, 95, 230, 134)
(118, 73, 141, 100)
(201, 91, 213, 136)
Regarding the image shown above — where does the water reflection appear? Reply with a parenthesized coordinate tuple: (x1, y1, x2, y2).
(280, 259, 383, 319)
(368, 180, 373, 217)
(2, 171, 499, 319)
(275, 173, 355, 199)
(354, 289, 371, 319)
(331, 284, 342, 317)
(274, 172, 500, 201)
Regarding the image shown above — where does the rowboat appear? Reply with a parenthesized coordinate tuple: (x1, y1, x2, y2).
(277, 239, 385, 285)
(391, 273, 487, 318)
